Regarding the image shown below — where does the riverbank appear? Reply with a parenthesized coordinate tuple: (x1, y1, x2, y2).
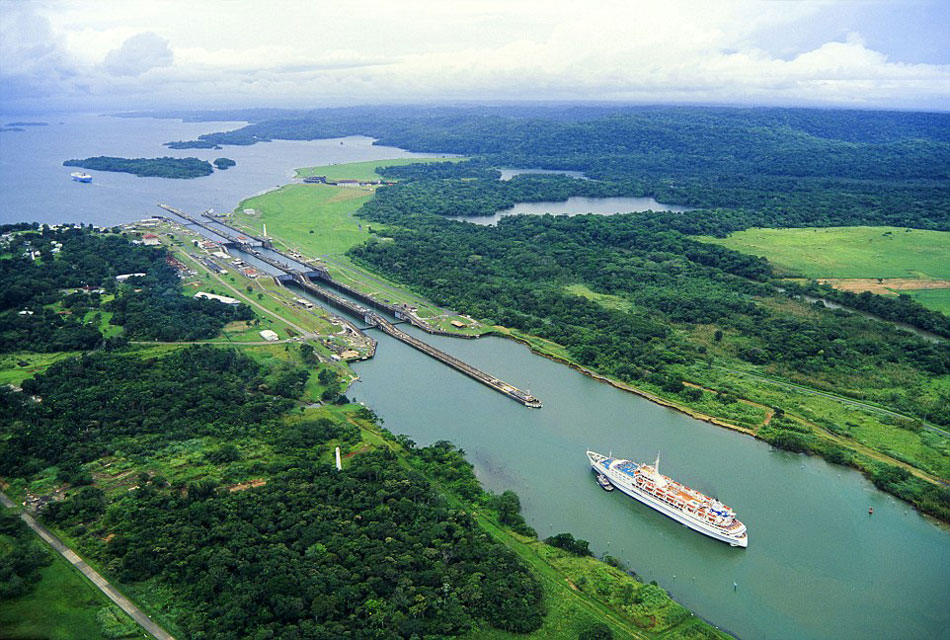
(488, 325, 950, 524)
(493, 326, 758, 437)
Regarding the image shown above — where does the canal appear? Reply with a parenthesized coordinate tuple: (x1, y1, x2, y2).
(331, 323, 950, 640)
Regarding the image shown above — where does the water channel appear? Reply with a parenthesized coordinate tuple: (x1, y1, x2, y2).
(340, 324, 950, 640)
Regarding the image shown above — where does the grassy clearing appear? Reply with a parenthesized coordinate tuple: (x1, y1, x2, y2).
(906, 288, 950, 315)
(0, 351, 79, 387)
(0, 546, 136, 640)
(294, 157, 459, 181)
(235, 183, 376, 257)
(700, 226, 950, 280)
(565, 283, 634, 312)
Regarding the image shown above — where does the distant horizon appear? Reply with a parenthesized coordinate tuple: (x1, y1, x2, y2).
(4, 99, 950, 119)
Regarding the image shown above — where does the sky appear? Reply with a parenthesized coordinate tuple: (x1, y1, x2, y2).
(1, 0, 949, 114)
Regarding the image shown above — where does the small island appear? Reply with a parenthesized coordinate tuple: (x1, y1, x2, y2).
(62, 156, 214, 179)
(213, 157, 236, 170)
(165, 140, 222, 149)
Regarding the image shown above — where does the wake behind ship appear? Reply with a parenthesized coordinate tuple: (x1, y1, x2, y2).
(588, 450, 748, 547)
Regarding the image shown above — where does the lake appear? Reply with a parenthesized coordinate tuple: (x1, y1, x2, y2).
(451, 195, 693, 226)
(0, 112, 432, 227)
(497, 167, 588, 181)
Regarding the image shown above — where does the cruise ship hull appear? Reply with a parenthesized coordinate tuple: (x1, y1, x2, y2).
(588, 451, 748, 548)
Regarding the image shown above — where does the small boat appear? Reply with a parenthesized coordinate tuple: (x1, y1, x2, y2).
(595, 474, 614, 491)
(70, 172, 92, 183)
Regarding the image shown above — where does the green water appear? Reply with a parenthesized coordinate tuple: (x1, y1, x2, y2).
(347, 327, 950, 640)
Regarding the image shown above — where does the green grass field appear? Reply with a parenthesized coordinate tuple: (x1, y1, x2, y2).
(906, 288, 950, 315)
(0, 351, 79, 387)
(236, 183, 375, 257)
(565, 283, 634, 312)
(0, 548, 137, 640)
(294, 157, 459, 181)
(700, 226, 950, 280)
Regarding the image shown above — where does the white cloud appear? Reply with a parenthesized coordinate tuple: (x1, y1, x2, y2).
(1, 0, 947, 111)
(102, 32, 173, 76)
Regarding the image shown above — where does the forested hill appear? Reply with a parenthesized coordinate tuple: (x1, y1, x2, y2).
(160, 105, 950, 230)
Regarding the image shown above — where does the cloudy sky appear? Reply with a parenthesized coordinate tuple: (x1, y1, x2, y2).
(2, 0, 948, 113)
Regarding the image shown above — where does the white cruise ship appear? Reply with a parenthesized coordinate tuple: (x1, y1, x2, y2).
(587, 450, 748, 547)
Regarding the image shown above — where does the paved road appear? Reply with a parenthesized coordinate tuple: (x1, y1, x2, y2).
(0, 490, 175, 640)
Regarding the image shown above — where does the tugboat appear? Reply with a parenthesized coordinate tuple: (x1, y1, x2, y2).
(595, 473, 614, 491)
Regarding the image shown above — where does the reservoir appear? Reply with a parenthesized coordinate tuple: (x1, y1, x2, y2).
(343, 324, 950, 640)
(452, 195, 693, 226)
(497, 167, 588, 181)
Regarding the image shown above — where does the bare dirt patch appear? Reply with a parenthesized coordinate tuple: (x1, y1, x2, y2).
(228, 479, 267, 492)
(819, 278, 950, 295)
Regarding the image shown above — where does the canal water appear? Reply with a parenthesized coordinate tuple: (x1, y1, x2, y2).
(343, 326, 950, 640)
(452, 195, 693, 226)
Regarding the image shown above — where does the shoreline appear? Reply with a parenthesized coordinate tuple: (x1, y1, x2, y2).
(488, 327, 950, 527)
(492, 328, 757, 437)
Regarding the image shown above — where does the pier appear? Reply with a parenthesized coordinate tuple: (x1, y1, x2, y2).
(160, 204, 541, 408)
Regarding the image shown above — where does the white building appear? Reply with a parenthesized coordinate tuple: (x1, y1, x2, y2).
(116, 272, 147, 282)
(259, 329, 279, 342)
(194, 291, 240, 305)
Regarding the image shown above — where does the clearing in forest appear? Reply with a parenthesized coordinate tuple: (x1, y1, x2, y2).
(700, 226, 950, 312)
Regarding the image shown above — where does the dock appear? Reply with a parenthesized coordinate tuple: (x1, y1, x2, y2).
(160, 204, 541, 408)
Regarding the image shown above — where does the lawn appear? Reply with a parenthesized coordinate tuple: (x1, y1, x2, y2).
(230, 169, 477, 325)
(235, 183, 375, 257)
(0, 547, 137, 640)
(700, 226, 950, 280)
(294, 157, 459, 181)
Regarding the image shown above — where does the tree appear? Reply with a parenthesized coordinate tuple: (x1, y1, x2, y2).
(579, 622, 613, 640)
